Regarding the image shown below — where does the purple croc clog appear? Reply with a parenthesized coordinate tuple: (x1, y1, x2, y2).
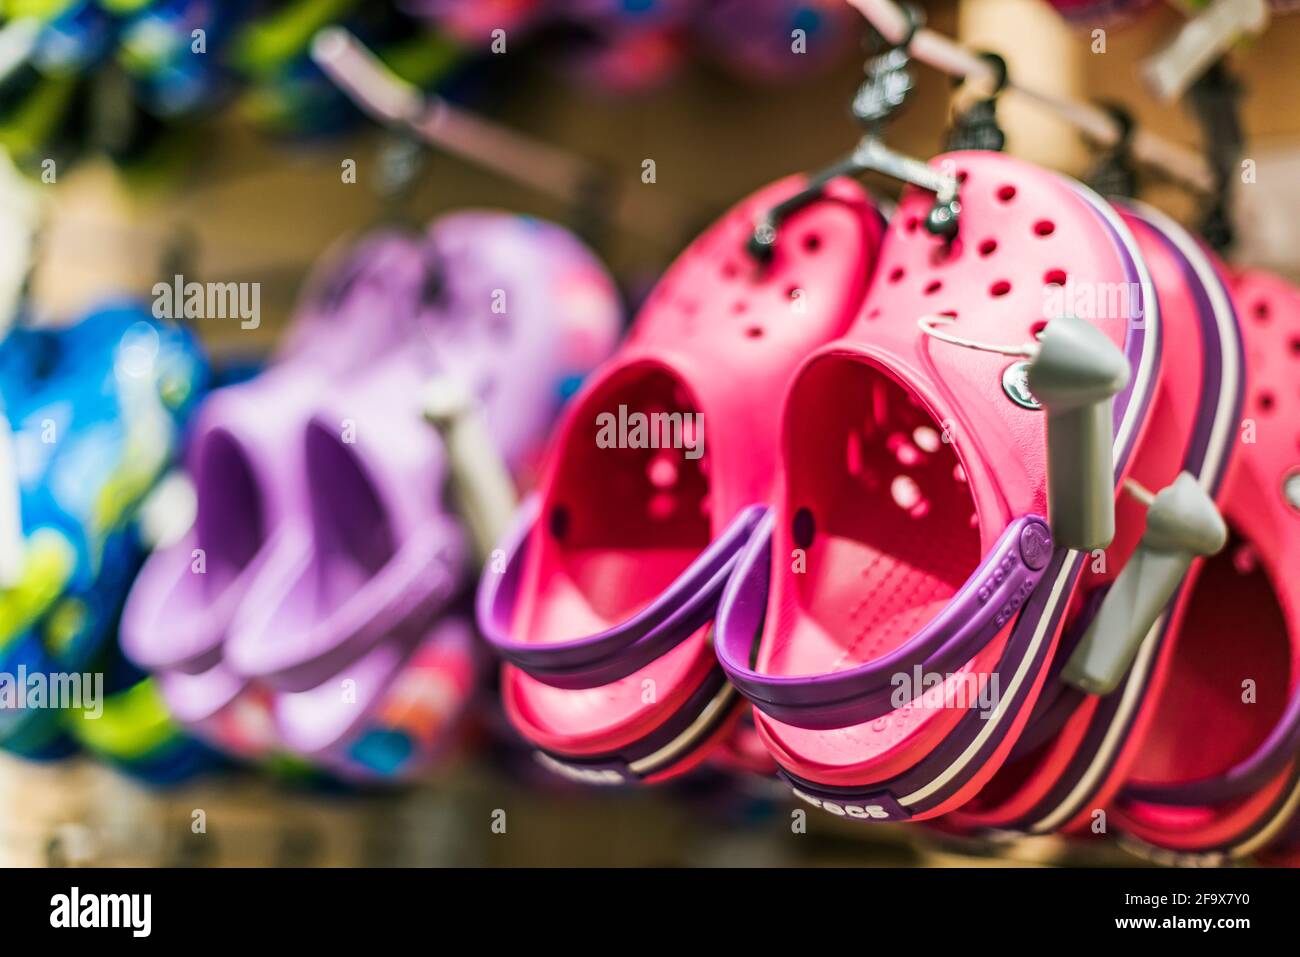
(121, 231, 434, 676)
(138, 211, 621, 780)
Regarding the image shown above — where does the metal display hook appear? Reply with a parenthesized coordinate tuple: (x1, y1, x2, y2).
(943, 51, 1009, 153)
(845, 0, 1216, 195)
(747, 5, 960, 262)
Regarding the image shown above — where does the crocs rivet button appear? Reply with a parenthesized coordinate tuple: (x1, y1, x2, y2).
(1284, 469, 1300, 515)
(1001, 361, 1042, 410)
(1018, 522, 1052, 571)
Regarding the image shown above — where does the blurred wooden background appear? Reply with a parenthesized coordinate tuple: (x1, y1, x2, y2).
(32, 0, 1300, 355)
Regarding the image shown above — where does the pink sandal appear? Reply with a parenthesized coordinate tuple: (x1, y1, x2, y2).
(938, 200, 1244, 839)
(713, 151, 1164, 820)
(477, 175, 884, 784)
(1107, 268, 1300, 863)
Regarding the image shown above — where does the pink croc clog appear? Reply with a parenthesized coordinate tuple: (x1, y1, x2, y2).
(478, 175, 885, 785)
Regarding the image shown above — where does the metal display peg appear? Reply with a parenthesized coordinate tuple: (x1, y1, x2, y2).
(747, 4, 960, 260)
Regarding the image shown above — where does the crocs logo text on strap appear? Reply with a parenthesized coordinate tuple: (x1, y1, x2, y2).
(976, 552, 1022, 607)
(993, 577, 1038, 630)
(975, 519, 1051, 629)
(790, 787, 908, 821)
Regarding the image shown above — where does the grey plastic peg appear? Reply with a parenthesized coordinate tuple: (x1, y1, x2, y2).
(423, 377, 518, 562)
(1062, 472, 1228, 695)
(1024, 314, 1131, 551)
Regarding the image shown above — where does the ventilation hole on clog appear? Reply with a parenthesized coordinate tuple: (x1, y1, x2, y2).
(888, 432, 922, 467)
(890, 475, 929, 518)
(1259, 392, 1276, 413)
(913, 426, 941, 452)
(1254, 301, 1270, 322)
(1030, 320, 1048, 339)
(746, 326, 764, 339)
(1044, 268, 1067, 287)
(979, 239, 997, 257)
(866, 308, 881, 320)
(924, 280, 943, 295)
(1289, 336, 1300, 356)
(889, 267, 905, 283)
(890, 475, 920, 509)
(649, 492, 676, 520)
(905, 217, 920, 234)
(803, 233, 822, 252)
(722, 261, 739, 279)
(732, 300, 748, 314)
(1033, 220, 1056, 237)
(957, 170, 969, 184)
(549, 506, 570, 541)
(647, 453, 678, 489)
(997, 185, 1017, 203)
(990, 280, 1012, 297)
(792, 507, 816, 548)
